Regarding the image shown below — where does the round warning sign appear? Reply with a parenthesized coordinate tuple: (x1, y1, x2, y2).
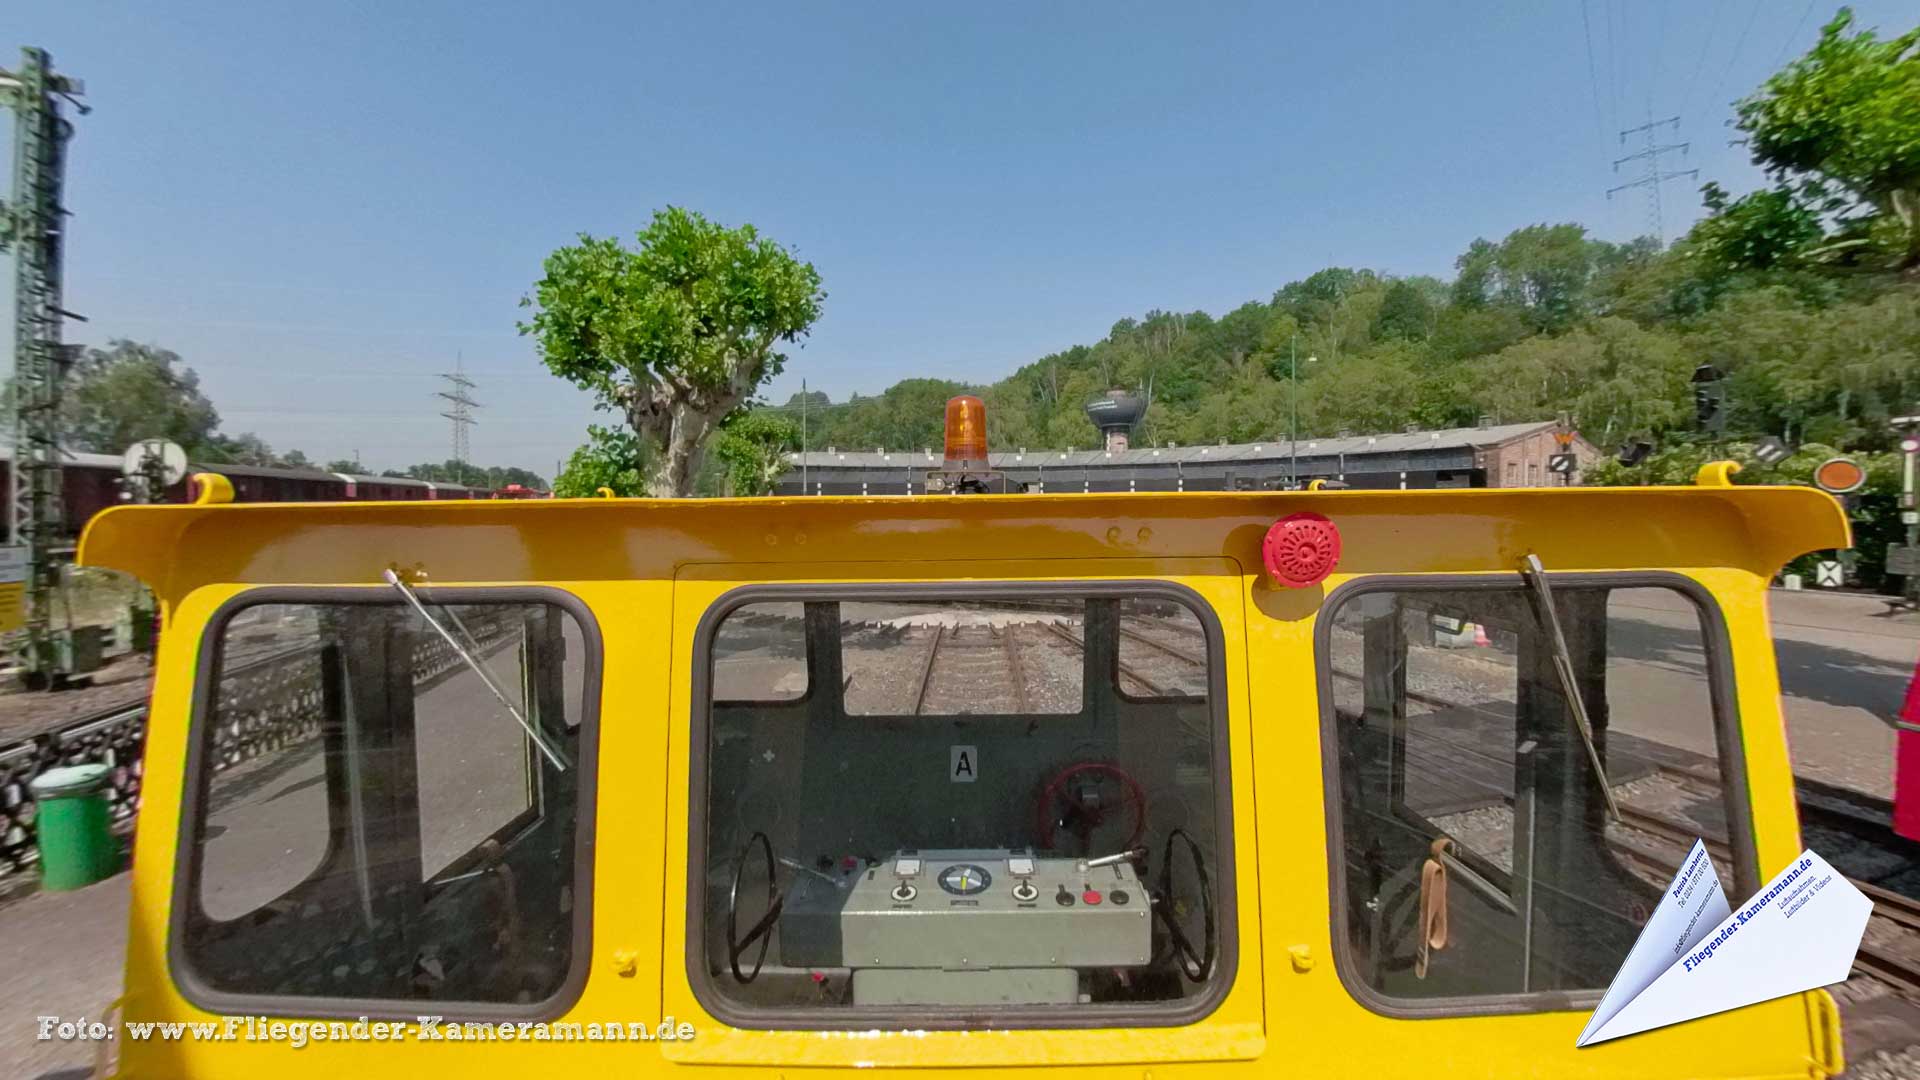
(1812, 457, 1867, 494)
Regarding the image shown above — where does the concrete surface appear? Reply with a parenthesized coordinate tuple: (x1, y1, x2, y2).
(0, 874, 128, 1079)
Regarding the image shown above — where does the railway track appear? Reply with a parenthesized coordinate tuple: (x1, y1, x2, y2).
(899, 611, 1213, 712)
(906, 621, 1069, 713)
(1325, 650, 1920, 1005)
(1611, 790, 1920, 1001)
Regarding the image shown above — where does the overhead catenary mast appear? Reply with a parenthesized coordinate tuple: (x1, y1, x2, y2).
(1, 47, 87, 684)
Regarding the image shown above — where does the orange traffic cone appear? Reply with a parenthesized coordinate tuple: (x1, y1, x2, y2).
(1473, 624, 1490, 648)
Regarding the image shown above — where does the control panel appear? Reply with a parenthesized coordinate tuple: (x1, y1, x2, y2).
(779, 849, 1151, 972)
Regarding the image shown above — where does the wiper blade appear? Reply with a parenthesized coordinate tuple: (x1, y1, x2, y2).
(1518, 553, 1620, 822)
(382, 569, 569, 772)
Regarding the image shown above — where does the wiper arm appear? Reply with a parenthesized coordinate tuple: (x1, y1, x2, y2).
(1518, 554, 1620, 822)
(382, 569, 569, 772)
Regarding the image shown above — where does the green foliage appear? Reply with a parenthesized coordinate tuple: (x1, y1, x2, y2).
(1371, 280, 1434, 341)
(1588, 440, 1904, 587)
(1735, 8, 1920, 274)
(1687, 182, 1829, 276)
(817, 378, 977, 453)
(62, 340, 222, 456)
(520, 207, 825, 496)
(552, 425, 646, 498)
(389, 461, 549, 489)
(199, 432, 279, 467)
(711, 410, 800, 496)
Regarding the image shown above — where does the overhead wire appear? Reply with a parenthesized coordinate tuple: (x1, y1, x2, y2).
(1676, 0, 1728, 121)
(1605, 0, 1622, 138)
(1705, 0, 1766, 116)
(1579, 0, 1611, 148)
(1771, 0, 1822, 70)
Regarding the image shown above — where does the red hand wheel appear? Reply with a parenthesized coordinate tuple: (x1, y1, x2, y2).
(1035, 761, 1148, 854)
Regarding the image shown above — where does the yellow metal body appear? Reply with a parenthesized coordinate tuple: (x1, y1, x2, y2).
(79, 483, 1850, 1078)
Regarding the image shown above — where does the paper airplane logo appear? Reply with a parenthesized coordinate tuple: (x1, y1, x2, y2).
(1578, 840, 1871, 1046)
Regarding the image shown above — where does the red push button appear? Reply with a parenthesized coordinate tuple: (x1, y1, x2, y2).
(1082, 889, 1103, 905)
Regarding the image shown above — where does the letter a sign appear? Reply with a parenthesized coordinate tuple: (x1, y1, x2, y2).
(950, 745, 978, 783)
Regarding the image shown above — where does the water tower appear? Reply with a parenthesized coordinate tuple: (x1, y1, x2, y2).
(1084, 389, 1146, 452)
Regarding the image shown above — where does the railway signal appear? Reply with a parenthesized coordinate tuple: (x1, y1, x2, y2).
(1752, 436, 1791, 465)
(119, 439, 187, 504)
(1892, 416, 1920, 609)
(1691, 364, 1727, 433)
(1812, 458, 1866, 495)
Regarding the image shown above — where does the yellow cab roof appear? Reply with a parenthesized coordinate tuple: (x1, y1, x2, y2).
(78, 478, 1848, 605)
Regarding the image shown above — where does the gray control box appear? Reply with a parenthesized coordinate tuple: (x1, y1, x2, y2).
(779, 849, 1151, 971)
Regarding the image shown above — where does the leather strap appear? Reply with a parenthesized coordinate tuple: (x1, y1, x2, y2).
(1416, 838, 1451, 980)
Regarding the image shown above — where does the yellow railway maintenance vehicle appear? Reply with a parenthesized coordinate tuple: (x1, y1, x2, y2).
(79, 421, 1853, 1078)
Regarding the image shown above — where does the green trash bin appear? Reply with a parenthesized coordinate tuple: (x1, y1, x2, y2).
(30, 763, 118, 891)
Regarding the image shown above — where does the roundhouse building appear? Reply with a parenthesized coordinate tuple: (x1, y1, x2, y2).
(771, 419, 1598, 496)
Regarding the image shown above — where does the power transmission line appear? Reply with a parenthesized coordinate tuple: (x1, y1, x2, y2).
(1579, 0, 1610, 146)
(1771, 0, 1822, 69)
(1603, 0, 1622, 136)
(1677, 0, 1727, 120)
(437, 356, 479, 485)
(1607, 113, 1699, 244)
(1705, 0, 1766, 113)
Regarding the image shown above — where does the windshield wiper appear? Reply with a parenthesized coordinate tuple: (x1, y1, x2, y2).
(382, 569, 569, 772)
(1518, 554, 1620, 822)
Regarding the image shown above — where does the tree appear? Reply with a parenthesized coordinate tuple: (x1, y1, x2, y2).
(62, 340, 221, 455)
(552, 425, 647, 497)
(520, 207, 826, 496)
(1736, 9, 1920, 275)
(1371, 280, 1434, 341)
(1687, 182, 1827, 275)
(204, 432, 279, 467)
(809, 378, 972, 453)
(324, 459, 361, 473)
(711, 411, 799, 496)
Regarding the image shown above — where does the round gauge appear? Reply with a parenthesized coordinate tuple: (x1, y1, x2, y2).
(936, 863, 993, 896)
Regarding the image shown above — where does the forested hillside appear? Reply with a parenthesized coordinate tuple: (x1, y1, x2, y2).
(793, 220, 1913, 460)
(776, 10, 1917, 463)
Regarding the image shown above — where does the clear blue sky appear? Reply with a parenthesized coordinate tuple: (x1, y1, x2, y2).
(9, 1, 1912, 475)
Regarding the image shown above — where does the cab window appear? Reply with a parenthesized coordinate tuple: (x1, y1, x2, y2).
(179, 594, 594, 1012)
(696, 587, 1229, 1024)
(1323, 580, 1749, 1008)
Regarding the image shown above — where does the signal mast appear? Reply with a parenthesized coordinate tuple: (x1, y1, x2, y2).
(1, 47, 86, 685)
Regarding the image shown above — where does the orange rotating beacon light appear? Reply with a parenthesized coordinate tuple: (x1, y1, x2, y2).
(927, 395, 1005, 494)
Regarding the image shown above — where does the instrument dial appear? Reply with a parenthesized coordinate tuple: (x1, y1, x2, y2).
(936, 863, 992, 896)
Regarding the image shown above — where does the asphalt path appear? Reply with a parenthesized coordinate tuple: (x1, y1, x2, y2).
(1611, 589, 1915, 798)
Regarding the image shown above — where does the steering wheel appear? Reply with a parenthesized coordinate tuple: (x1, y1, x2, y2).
(726, 832, 785, 984)
(1035, 761, 1148, 854)
(1152, 828, 1217, 982)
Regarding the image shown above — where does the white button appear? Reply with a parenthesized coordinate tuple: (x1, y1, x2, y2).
(1007, 856, 1035, 876)
(894, 857, 922, 878)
